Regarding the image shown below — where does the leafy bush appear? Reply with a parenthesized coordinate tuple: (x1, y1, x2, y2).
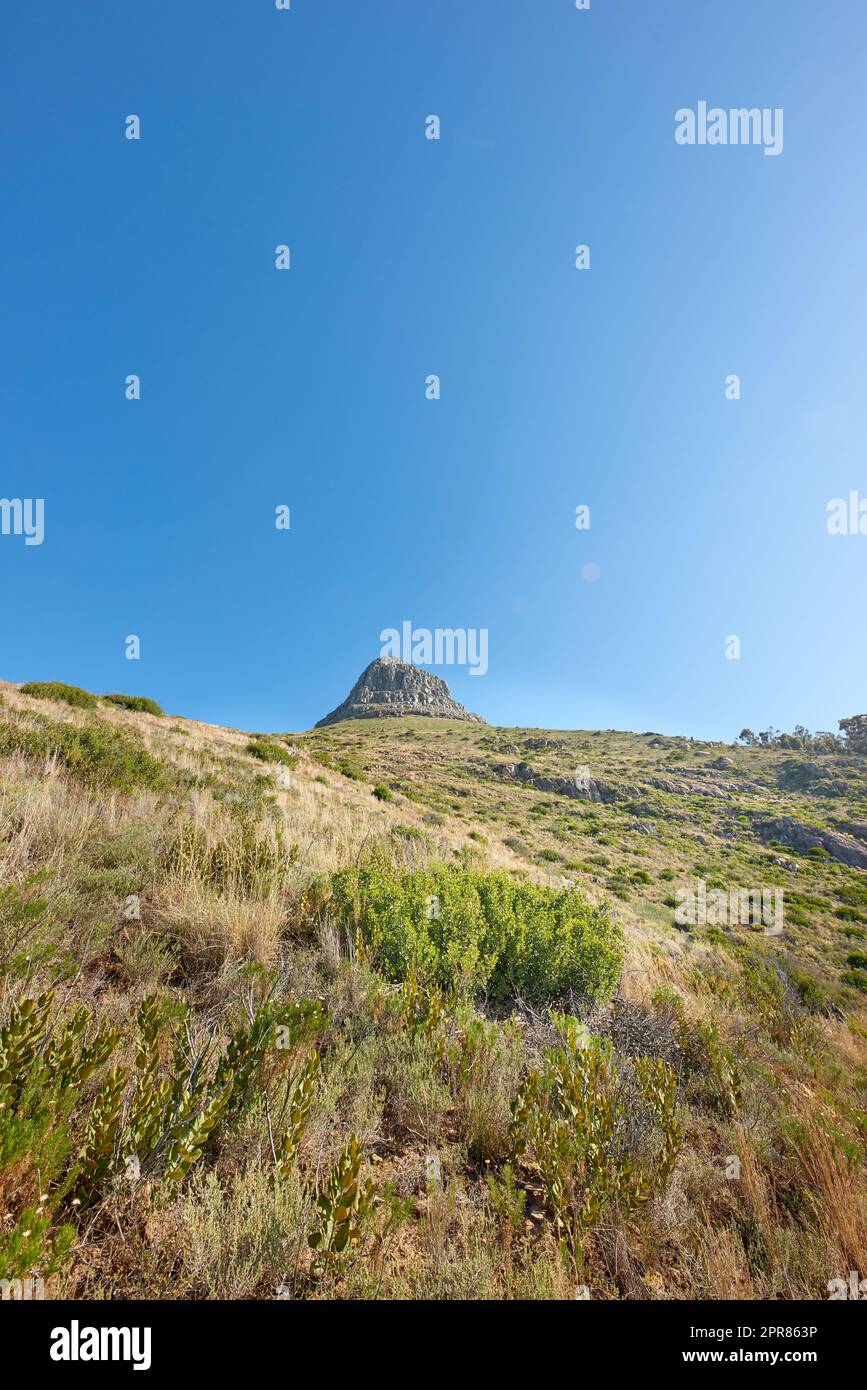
(103, 693, 164, 716)
(0, 985, 329, 1280)
(246, 739, 297, 768)
(0, 874, 51, 975)
(327, 857, 622, 1002)
(372, 783, 393, 802)
(841, 969, 867, 993)
(0, 716, 169, 792)
(788, 968, 827, 1013)
(510, 1018, 681, 1259)
(20, 681, 96, 710)
(308, 1136, 376, 1269)
(0, 992, 118, 1275)
(337, 759, 365, 782)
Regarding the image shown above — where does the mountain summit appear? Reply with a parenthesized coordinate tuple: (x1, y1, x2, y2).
(315, 657, 486, 727)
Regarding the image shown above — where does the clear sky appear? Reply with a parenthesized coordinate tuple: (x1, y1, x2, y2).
(2, 1, 866, 739)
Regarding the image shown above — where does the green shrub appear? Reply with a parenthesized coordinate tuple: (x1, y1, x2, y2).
(845, 951, 867, 971)
(337, 759, 365, 782)
(0, 716, 169, 792)
(510, 1021, 681, 1260)
(0, 874, 51, 975)
(103, 693, 164, 716)
(372, 783, 393, 802)
(0, 992, 119, 1274)
(20, 681, 96, 710)
(327, 856, 622, 1002)
(841, 969, 867, 993)
(308, 1136, 376, 1271)
(788, 969, 827, 1013)
(246, 739, 297, 768)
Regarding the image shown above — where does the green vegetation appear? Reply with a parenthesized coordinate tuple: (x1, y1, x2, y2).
(103, 693, 164, 716)
(328, 858, 622, 1001)
(0, 715, 168, 792)
(337, 758, 365, 782)
(511, 1017, 681, 1263)
(246, 738, 297, 768)
(1, 690, 865, 1300)
(20, 681, 96, 710)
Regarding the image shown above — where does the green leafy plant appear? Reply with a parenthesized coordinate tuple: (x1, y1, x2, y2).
(246, 739, 297, 768)
(276, 1050, 320, 1177)
(0, 993, 122, 1272)
(20, 681, 96, 709)
(102, 693, 164, 716)
(308, 1136, 376, 1267)
(510, 1021, 681, 1263)
(328, 856, 622, 1002)
(0, 716, 169, 792)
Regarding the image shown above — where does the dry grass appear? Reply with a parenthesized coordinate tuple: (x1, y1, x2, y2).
(154, 877, 288, 973)
(2, 678, 866, 1301)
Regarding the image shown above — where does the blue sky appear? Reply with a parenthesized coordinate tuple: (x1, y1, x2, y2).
(2, 1, 865, 739)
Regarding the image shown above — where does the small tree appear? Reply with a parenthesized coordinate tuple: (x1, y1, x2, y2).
(839, 715, 867, 753)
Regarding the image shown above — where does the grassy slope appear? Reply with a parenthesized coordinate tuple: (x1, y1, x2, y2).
(1, 680, 865, 1300)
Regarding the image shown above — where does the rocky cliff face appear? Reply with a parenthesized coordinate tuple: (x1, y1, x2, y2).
(315, 658, 486, 727)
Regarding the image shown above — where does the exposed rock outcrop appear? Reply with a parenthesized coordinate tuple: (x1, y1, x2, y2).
(315, 658, 485, 727)
(752, 815, 867, 870)
(489, 761, 637, 803)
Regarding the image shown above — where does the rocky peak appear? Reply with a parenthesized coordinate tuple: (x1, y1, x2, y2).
(315, 657, 486, 728)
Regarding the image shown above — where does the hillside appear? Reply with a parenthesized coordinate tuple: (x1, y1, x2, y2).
(1, 678, 865, 1300)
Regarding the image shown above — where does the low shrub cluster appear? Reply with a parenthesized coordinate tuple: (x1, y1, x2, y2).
(511, 1016, 682, 1261)
(0, 987, 328, 1280)
(337, 759, 366, 782)
(103, 693, 164, 716)
(20, 681, 96, 709)
(246, 738, 297, 768)
(0, 716, 169, 792)
(327, 856, 623, 1002)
